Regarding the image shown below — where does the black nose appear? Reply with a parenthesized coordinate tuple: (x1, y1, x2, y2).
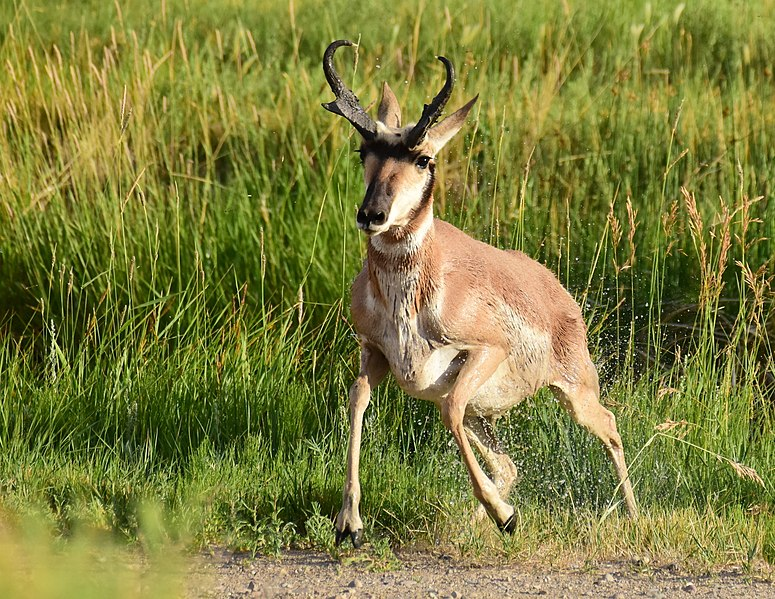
(357, 208, 386, 228)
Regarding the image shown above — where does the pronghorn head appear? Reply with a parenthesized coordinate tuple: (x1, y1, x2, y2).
(323, 40, 477, 237)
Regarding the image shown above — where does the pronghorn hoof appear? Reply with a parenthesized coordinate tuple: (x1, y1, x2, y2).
(498, 511, 517, 534)
(335, 526, 363, 548)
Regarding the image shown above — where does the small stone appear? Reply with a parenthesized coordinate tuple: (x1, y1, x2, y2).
(247, 581, 255, 591)
(450, 592, 461, 599)
(612, 594, 626, 599)
(596, 573, 616, 585)
(682, 582, 697, 593)
(349, 580, 363, 589)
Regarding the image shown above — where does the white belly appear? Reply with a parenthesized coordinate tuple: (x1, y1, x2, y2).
(465, 359, 547, 416)
(366, 276, 554, 417)
(375, 309, 553, 417)
(385, 340, 551, 418)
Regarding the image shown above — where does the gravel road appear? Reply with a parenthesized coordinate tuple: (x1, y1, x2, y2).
(186, 548, 773, 599)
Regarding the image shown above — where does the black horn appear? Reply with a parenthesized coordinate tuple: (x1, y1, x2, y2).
(405, 56, 455, 149)
(322, 40, 377, 140)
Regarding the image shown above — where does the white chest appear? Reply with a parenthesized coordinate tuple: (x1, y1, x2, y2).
(358, 245, 555, 416)
(367, 269, 463, 401)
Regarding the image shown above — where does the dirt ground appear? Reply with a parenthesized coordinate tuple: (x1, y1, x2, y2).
(186, 548, 774, 599)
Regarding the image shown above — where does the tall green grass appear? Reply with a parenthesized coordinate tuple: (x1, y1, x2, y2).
(0, 0, 773, 574)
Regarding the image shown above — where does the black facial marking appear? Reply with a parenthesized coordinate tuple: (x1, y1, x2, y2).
(363, 180, 377, 203)
(359, 140, 426, 163)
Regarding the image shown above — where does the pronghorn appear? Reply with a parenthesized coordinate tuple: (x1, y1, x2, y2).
(322, 39, 637, 547)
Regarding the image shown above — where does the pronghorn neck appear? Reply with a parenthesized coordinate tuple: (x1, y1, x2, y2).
(366, 200, 437, 316)
(367, 198, 435, 266)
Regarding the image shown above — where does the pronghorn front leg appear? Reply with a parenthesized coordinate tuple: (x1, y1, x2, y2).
(441, 346, 518, 531)
(335, 343, 388, 548)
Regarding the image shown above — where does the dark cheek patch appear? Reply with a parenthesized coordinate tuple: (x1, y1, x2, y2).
(414, 167, 435, 211)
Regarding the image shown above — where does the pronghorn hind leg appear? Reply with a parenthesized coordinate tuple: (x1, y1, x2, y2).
(552, 361, 638, 518)
(463, 415, 519, 523)
(335, 345, 389, 547)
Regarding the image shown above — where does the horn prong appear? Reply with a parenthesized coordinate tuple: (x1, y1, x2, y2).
(405, 55, 456, 149)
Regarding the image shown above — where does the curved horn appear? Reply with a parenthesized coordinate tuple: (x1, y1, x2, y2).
(322, 40, 377, 140)
(405, 56, 455, 149)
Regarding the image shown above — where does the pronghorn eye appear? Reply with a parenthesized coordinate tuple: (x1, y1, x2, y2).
(415, 155, 432, 170)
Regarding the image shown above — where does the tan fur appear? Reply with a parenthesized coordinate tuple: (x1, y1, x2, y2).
(332, 63, 637, 548)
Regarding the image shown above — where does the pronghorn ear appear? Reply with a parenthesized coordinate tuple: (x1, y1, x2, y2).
(377, 82, 402, 128)
(425, 95, 478, 154)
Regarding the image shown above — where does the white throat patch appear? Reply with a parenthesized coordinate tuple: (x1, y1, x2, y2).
(370, 207, 433, 257)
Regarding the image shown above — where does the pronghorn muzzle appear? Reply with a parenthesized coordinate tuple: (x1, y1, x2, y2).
(356, 180, 391, 233)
